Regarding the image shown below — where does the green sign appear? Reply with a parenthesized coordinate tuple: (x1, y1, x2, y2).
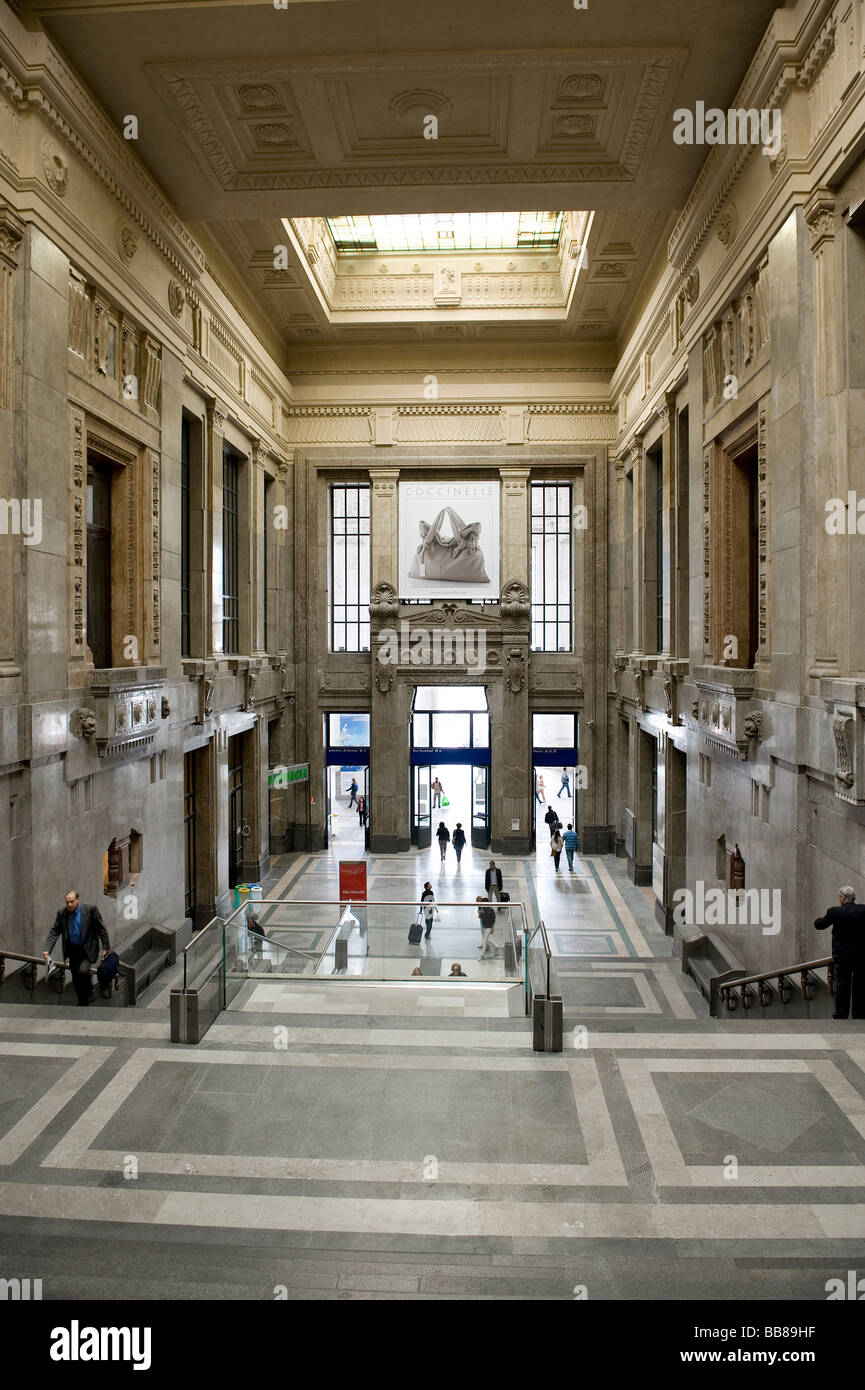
(268, 763, 309, 789)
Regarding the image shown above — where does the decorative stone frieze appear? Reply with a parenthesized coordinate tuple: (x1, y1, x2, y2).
(116, 219, 138, 263)
(168, 279, 186, 317)
(41, 135, 68, 196)
(84, 668, 167, 760)
(505, 649, 526, 694)
(821, 682, 865, 805)
(693, 667, 758, 760)
(0, 205, 23, 411)
(69, 707, 97, 740)
(500, 580, 531, 620)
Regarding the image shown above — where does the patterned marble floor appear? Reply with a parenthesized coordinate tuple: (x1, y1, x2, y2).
(1, 844, 864, 1300)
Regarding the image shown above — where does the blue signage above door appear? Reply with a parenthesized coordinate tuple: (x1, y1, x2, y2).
(326, 747, 370, 766)
(411, 747, 491, 766)
(532, 747, 579, 767)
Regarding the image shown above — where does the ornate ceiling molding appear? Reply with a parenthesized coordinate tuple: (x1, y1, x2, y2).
(152, 50, 682, 193)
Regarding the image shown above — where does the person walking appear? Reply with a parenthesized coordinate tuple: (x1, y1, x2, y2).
(557, 767, 571, 799)
(535, 773, 546, 805)
(43, 890, 110, 1007)
(436, 821, 450, 863)
(356, 794, 365, 826)
(431, 776, 443, 809)
(550, 826, 564, 872)
(815, 885, 865, 1019)
(452, 822, 466, 866)
(562, 823, 579, 872)
(477, 897, 497, 959)
(544, 804, 560, 840)
(348, 777, 358, 808)
(420, 882, 437, 940)
(484, 859, 503, 901)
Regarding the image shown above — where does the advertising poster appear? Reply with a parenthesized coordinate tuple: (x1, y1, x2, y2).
(338, 860, 368, 901)
(398, 480, 500, 599)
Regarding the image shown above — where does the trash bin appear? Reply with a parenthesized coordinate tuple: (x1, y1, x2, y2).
(248, 884, 262, 904)
(233, 884, 250, 911)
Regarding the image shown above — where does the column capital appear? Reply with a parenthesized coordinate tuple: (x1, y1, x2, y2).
(805, 188, 836, 253)
(0, 206, 25, 271)
(205, 395, 228, 437)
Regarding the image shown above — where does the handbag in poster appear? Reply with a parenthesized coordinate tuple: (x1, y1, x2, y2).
(399, 481, 500, 599)
(408, 505, 490, 584)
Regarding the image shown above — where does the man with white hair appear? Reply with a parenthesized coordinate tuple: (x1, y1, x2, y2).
(815, 886, 865, 1019)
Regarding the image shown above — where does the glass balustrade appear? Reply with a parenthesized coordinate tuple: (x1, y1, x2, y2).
(221, 899, 527, 990)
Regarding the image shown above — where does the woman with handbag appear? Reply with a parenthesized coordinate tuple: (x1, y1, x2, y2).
(550, 827, 564, 873)
(420, 882, 437, 939)
(436, 821, 450, 863)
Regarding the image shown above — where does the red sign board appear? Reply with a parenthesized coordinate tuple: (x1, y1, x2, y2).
(339, 860, 367, 902)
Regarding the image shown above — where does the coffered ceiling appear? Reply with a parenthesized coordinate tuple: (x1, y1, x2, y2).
(21, 0, 782, 348)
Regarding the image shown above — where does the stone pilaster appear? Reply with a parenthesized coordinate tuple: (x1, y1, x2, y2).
(629, 437, 645, 656)
(250, 440, 266, 655)
(241, 715, 269, 883)
(805, 190, 841, 681)
(205, 397, 227, 658)
(499, 467, 529, 584)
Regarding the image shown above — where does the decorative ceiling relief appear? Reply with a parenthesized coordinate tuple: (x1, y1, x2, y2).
(238, 84, 281, 109)
(152, 50, 682, 192)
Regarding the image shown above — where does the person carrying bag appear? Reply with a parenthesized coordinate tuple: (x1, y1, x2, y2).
(550, 827, 564, 872)
(420, 882, 438, 940)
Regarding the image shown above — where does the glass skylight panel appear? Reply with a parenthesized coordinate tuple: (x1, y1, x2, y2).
(326, 211, 563, 253)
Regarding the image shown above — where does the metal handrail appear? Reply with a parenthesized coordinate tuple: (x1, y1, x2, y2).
(719, 956, 832, 994)
(2, 950, 67, 967)
(527, 919, 552, 999)
(225, 898, 529, 911)
(0, 949, 130, 971)
(181, 915, 225, 959)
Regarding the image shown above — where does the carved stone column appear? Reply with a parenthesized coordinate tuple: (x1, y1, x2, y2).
(499, 468, 530, 584)
(250, 440, 266, 655)
(241, 716, 269, 882)
(496, 581, 531, 854)
(205, 397, 227, 657)
(614, 457, 626, 656)
(806, 190, 840, 681)
(368, 471, 406, 853)
(658, 396, 675, 658)
(370, 468, 399, 584)
(629, 437, 645, 656)
(0, 208, 24, 676)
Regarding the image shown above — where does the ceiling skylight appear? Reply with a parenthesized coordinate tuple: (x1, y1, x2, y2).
(326, 212, 563, 254)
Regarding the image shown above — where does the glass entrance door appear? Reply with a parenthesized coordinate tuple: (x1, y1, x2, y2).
(471, 765, 490, 849)
(412, 764, 431, 848)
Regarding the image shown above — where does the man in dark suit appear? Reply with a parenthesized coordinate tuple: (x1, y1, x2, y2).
(815, 886, 865, 1019)
(484, 860, 503, 902)
(43, 890, 110, 1006)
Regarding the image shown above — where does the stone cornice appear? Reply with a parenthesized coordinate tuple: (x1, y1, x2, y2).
(666, 0, 841, 271)
(0, 29, 205, 286)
